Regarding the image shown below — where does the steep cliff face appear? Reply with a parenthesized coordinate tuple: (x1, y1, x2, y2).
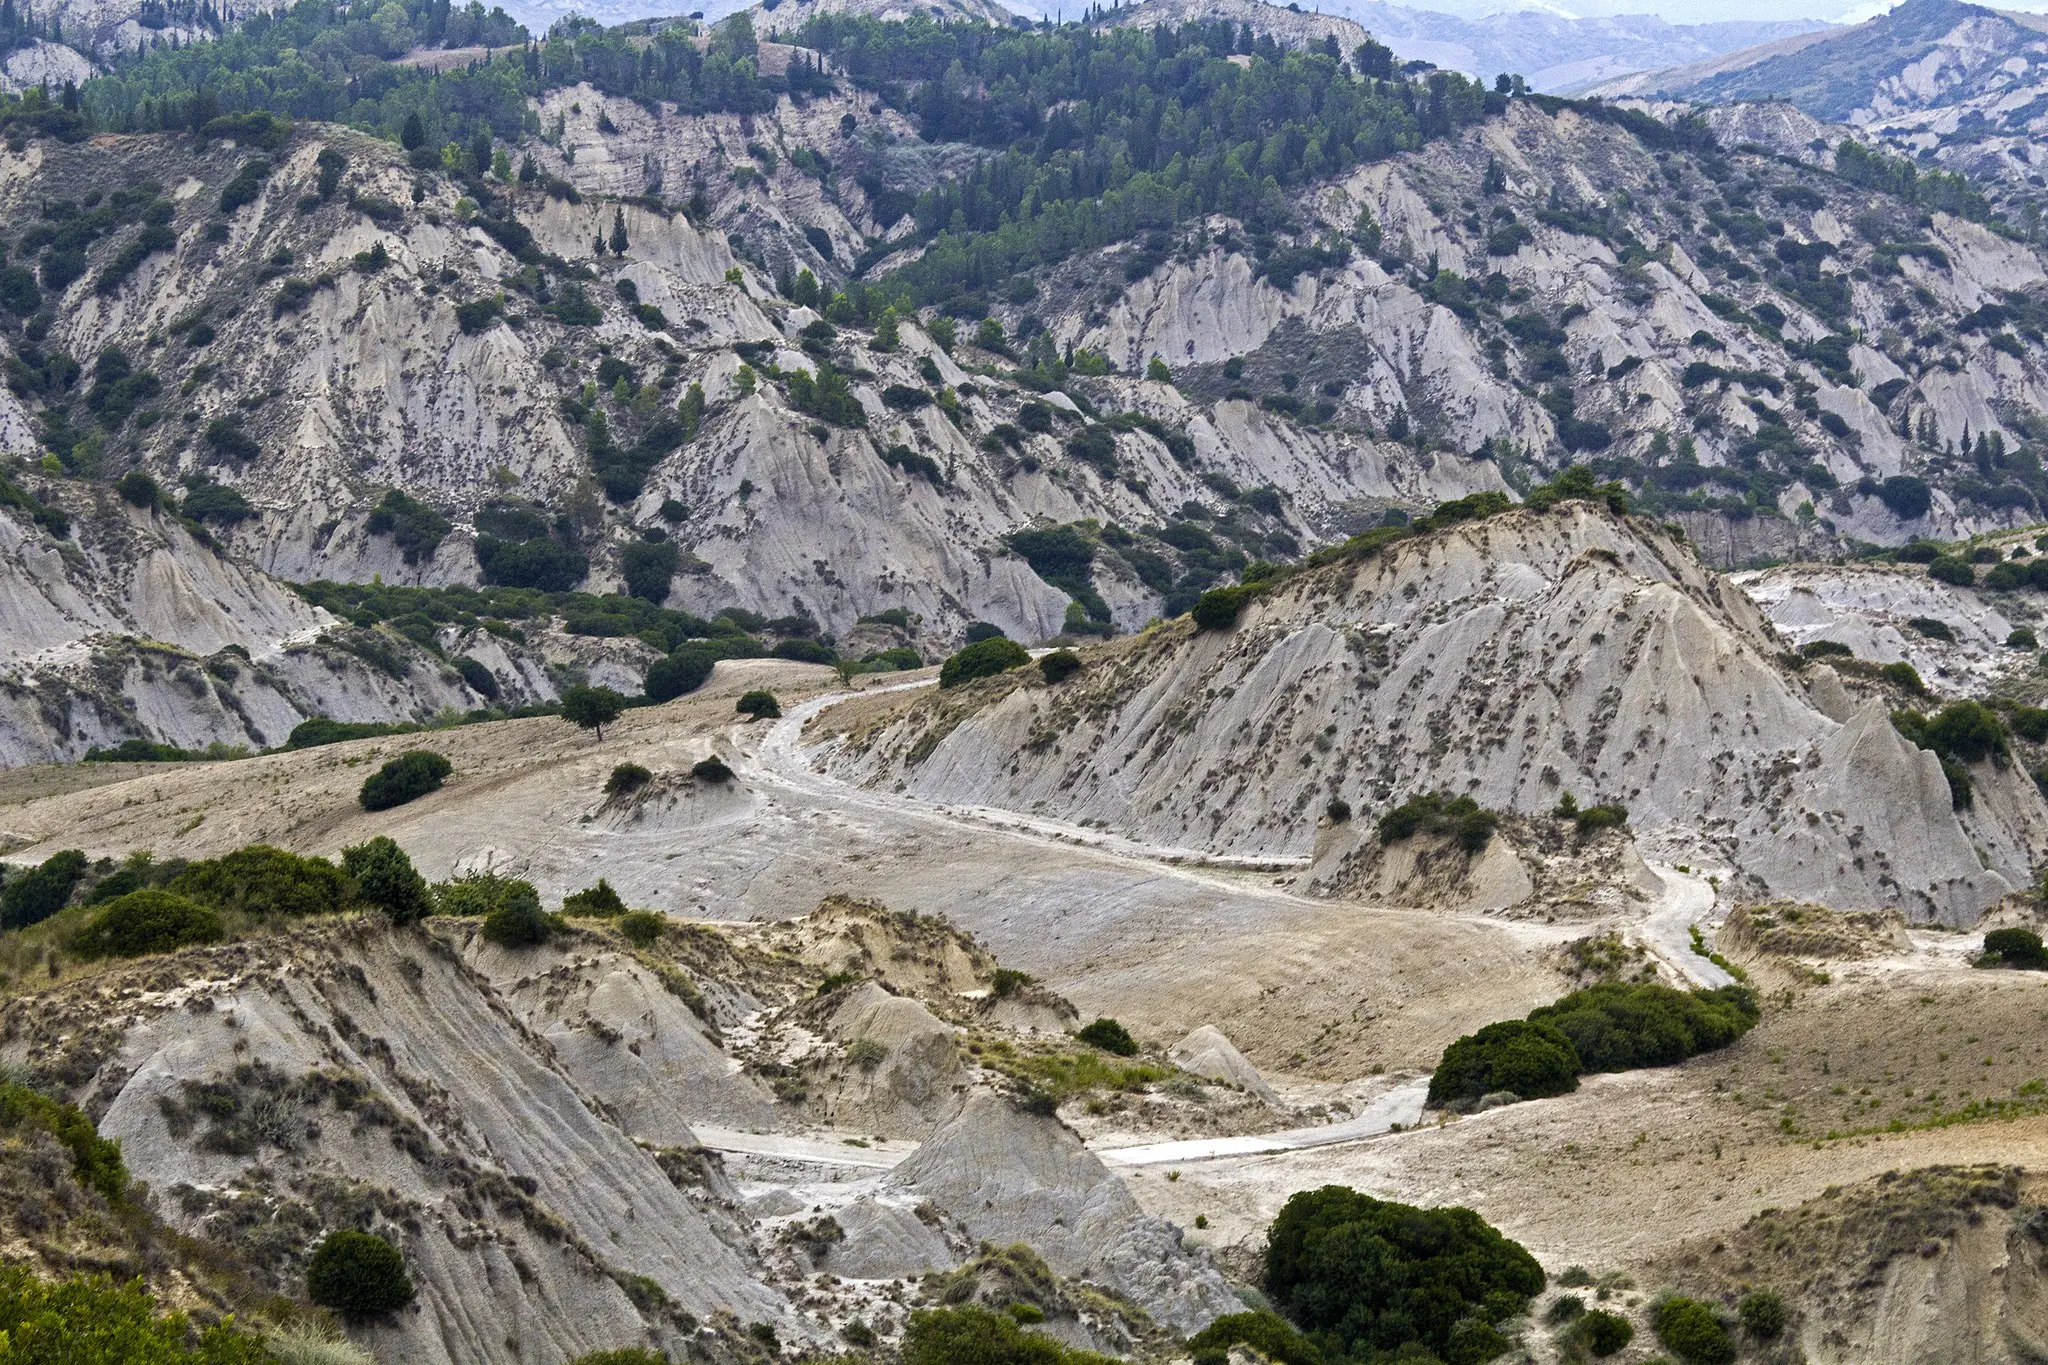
(822, 502, 2048, 922)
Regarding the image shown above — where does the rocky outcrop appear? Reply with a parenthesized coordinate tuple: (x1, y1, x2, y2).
(1168, 1025, 1278, 1104)
(884, 1093, 1240, 1334)
(824, 503, 2048, 922)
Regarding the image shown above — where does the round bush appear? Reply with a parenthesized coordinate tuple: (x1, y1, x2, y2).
(1192, 584, 1250, 630)
(736, 689, 781, 719)
(358, 750, 451, 811)
(692, 755, 734, 782)
(1427, 1019, 1580, 1108)
(605, 762, 651, 796)
(1927, 556, 1975, 587)
(1652, 1296, 1734, 1364)
(1578, 1309, 1633, 1356)
(2010, 627, 2039, 649)
(480, 881, 551, 948)
(963, 621, 1006, 643)
(644, 647, 716, 702)
(1326, 797, 1352, 823)
(940, 636, 1030, 689)
(1877, 474, 1931, 520)
(618, 910, 665, 946)
(1265, 1186, 1544, 1361)
(1985, 927, 2048, 968)
(1038, 649, 1083, 684)
(1188, 1312, 1323, 1365)
(1076, 1017, 1137, 1056)
(306, 1229, 414, 1318)
(341, 836, 432, 925)
(1737, 1288, 1786, 1338)
(116, 468, 160, 509)
(74, 890, 224, 959)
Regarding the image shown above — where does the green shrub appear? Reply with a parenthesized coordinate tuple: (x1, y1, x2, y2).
(2011, 627, 2039, 649)
(1924, 700, 2006, 763)
(1039, 649, 1083, 683)
(341, 836, 431, 925)
(1427, 1019, 1580, 1107)
(74, 890, 226, 959)
(1737, 1288, 1786, 1338)
(2012, 707, 2048, 744)
(1880, 661, 1928, 695)
(618, 910, 665, 946)
(0, 848, 87, 929)
(1188, 1311, 1324, 1365)
(566, 1351, 671, 1365)
(645, 647, 717, 701)
(902, 1305, 1115, 1365)
(169, 845, 352, 918)
(1577, 1309, 1633, 1356)
(940, 636, 1031, 688)
(1192, 584, 1251, 630)
(606, 762, 652, 796)
(434, 872, 529, 919)
(286, 717, 411, 749)
(0, 1265, 271, 1363)
(1326, 797, 1352, 823)
(1800, 639, 1852, 658)
(736, 689, 781, 719)
(117, 468, 161, 508)
(1264, 1186, 1544, 1360)
(480, 880, 552, 947)
(1076, 1017, 1138, 1055)
(1546, 1295, 1584, 1324)
(307, 1229, 414, 1318)
(1528, 981, 1758, 1072)
(1652, 1296, 1733, 1363)
(358, 750, 452, 810)
(1983, 927, 2048, 968)
(692, 755, 734, 782)
(1378, 792, 1497, 851)
(992, 967, 1032, 997)
(563, 879, 625, 917)
(1573, 802, 1628, 835)
(0, 1081, 127, 1199)
(1928, 556, 1975, 587)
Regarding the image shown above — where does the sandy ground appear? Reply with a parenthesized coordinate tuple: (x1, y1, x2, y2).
(5, 664, 2046, 1289)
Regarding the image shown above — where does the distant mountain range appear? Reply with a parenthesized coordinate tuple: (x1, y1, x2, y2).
(1590, 0, 2048, 203)
(1317, 1, 1832, 92)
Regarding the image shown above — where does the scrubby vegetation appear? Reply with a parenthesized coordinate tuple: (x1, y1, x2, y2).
(606, 762, 652, 796)
(940, 636, 1031, 688)
(1264, 1185, 1544, 1362)
(1982, 926, 2048, 969)
(0, 1264, 271, 1363)
(902, 1304, 1115, 1365)
(1651, 1295, 1734, 1364)
(1431, 982, 1757, 1108)
(73, 889, 225, 959)
(563, 879, 625, 917)
(1075, 1018, 1137, 1056)
(306, 1229, 414, 1318)
(358, 749, 452, 810)
(736, 689, 781, 719)
(1377, 792, 1499, 852)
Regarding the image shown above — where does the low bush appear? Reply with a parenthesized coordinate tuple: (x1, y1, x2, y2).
(1800, 639, 1852, 659)
(566, 1351, 671, 1365)
(563, 879, 625, 917)
(1927, 556, 1975, 587)
(1573, 802, 1629, 835)
(1576, 1309, 1633, 1356)
(692, 755, 734, 782)
(74, 890, 225, 959)
(1427, 1018, 1580, 1107)
(307, 1229, 414, 1318)
(1188, 1311, 1324, 1365)
(0, 1082, 127, 1198)
(1192, 584, 1251, 630)
(605, 762, 652, 796)
(341, 836, 431, 925)
(1906, 615, 1955, 642)
(1983, 926, 2048, 969)
(1880, 661, 1929, 695)
(736, 689, 781, 719)
(992, 967, 1031, 997)
(2011, 627, 2039, 649)
(645, 647, 716, 701)
(1378, 792, 1497, 851)
(170, 845, 352, 918)
(618, 910, 665, 946)
(902, 1305, 1116, 1365)
(358, 750, 452, 810)
(1326, 797, 1352, 823)
(1076, 1017, 1138, 1056)
(1652, 1295, 1734, 1364)
(940, 636, 1031, 688)
(1038, 649, 1083, 683)
(1529, 981, 1758, 1072)
(1264, 1185, 1544, 1361)
(0, 848, 87, 929)
(0, 1265, 272, 1362)
(1738, 1288, 1787, 1338)
(480, 880, 552, 947)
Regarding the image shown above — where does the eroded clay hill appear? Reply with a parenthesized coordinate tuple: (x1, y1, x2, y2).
(821, 500, 2048, 922)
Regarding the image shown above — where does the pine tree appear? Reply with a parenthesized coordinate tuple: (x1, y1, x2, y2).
(608, 207, 629, 255)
